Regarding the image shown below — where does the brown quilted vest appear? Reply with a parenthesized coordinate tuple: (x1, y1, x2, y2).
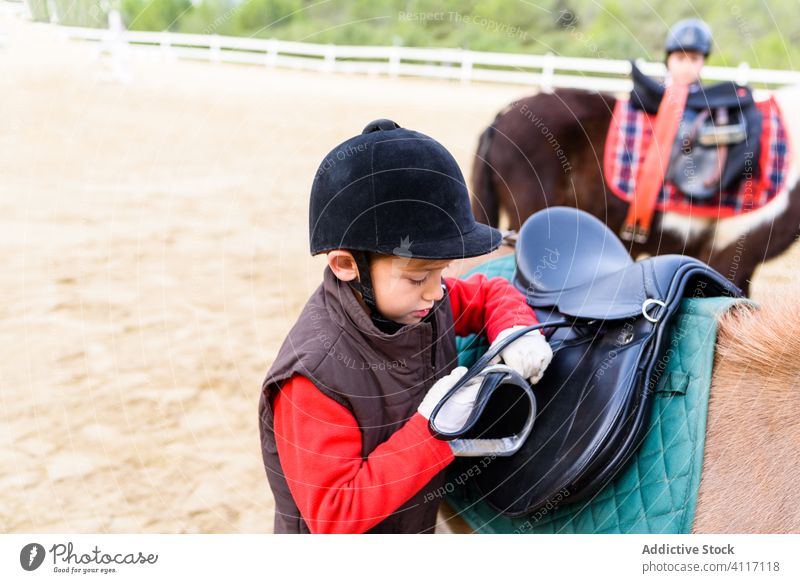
(258, 265, 458, 533)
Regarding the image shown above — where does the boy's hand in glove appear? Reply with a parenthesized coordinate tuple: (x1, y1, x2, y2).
(488, 326, 553, 384)
(418, 366, 482, 434)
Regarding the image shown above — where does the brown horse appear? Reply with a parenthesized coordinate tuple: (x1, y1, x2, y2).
(470, 87, 800, 296)
(436, 295, 800, 533)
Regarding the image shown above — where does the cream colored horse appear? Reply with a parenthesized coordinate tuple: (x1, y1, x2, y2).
(693, 298, 800, 533)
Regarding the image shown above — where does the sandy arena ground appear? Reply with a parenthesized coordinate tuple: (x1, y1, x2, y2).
(1, 7, 798, 533)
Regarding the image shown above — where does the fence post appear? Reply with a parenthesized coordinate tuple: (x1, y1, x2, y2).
(460, 51, 473, 84)
(46, 0, 58, 23)
(324, 44, 336, 73)
(389, 46, 400, 78)
(210, 34, 221, 64)
(266, 39, 278, 67)
(160, 30, 173, 62)
(736, 61, 750, 86)
(542, 51, 555, 93)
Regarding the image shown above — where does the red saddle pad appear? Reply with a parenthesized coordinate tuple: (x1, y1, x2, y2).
(604, 96, 791, 218)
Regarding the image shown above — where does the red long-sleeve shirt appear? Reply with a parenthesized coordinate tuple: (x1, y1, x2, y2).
(272, 272, 537, 533)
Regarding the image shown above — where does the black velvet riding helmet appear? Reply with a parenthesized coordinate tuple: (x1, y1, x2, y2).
(309, 118, 502, 260)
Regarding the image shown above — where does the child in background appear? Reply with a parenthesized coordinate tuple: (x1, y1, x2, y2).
(664, 18, 713, 90)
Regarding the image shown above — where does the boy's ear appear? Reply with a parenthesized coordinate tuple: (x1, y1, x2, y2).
(327, 250, 359, 282)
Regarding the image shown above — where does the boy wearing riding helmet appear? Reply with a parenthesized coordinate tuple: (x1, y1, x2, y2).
(258, 119, 552, 534)
(663, 18, 712, 90)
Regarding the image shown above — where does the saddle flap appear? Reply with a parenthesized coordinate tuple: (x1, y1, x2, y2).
(473, 316, 655, 516)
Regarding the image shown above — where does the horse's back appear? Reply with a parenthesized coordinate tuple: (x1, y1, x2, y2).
(488, 89, 620, 222)
(494, 88, 616, 139)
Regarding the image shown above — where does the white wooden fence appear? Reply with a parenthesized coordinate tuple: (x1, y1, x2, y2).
(60, 25, 800, 93)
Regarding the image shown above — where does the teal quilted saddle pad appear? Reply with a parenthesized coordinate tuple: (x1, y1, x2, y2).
(449, 253, 745, 534)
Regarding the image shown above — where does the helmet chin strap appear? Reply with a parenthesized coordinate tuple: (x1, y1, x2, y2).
(346, 251, 405, 335)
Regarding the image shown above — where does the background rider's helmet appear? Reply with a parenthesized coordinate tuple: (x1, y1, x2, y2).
(665, 18, 713, 57)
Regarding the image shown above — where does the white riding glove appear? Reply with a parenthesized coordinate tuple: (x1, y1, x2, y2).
(418, 366, 483, 434)
(488, 326, 553, 385)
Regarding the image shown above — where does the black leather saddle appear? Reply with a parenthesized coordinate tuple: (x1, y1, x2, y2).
(443, 207, 741, 517)
(630, 60, 755, 113)
(630, 61, 762, 199)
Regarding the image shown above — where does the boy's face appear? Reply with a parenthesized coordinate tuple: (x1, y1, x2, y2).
(369, 254, 452, 325)
(666, 50, 705, 85)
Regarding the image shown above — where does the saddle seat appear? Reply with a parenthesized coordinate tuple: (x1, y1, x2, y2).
(465, 207, 741, 517)
(514, 207, 728, 321)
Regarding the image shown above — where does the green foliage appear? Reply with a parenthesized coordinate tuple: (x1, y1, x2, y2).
(121, 0, 192, 32)
(26, 0, 51, 22)
(234, 0, 303, 37)
(48, 0, 108, 26)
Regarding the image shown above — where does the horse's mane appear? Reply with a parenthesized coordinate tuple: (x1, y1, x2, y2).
(714, 296, 800, 409)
